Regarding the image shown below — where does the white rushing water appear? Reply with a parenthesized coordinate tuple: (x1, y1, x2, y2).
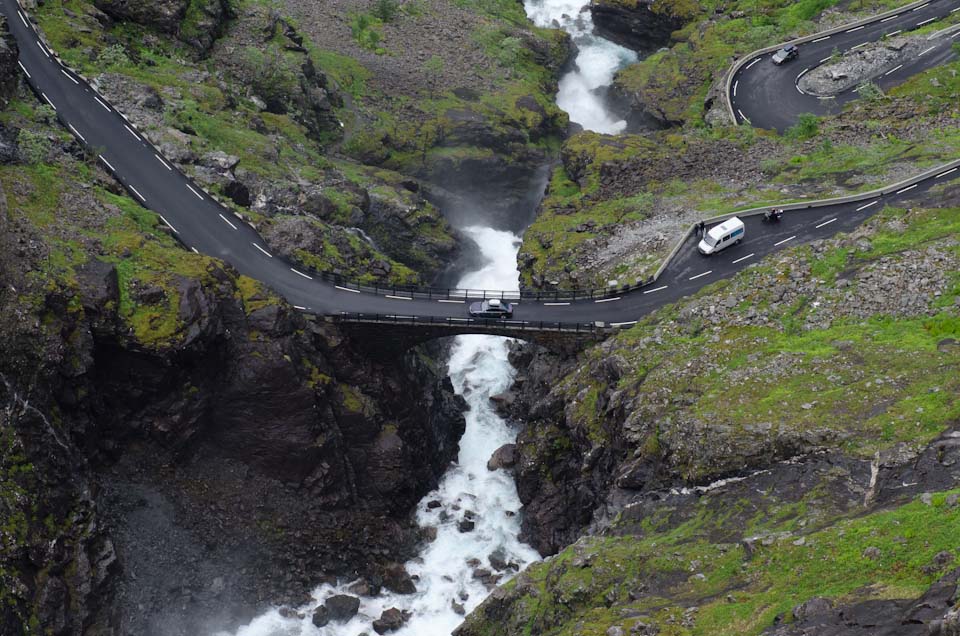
(224, 227, 540, 636)
(524, 0, 637, 133)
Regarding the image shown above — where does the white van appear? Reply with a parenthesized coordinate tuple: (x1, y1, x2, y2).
(698, 217, 745, 256)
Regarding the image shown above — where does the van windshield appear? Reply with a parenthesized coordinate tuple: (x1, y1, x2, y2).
(703, 234, 717, 247)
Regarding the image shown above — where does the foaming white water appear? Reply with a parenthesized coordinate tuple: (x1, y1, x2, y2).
(222, 227, 539, 636)
(524, 0, 637, 133)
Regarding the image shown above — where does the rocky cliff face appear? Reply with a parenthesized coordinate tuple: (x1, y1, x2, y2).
(589, 0, 688, 52)
(0, 135, 466, 635)
(94, 0, 233, 53)
(0, 17, 17, 106)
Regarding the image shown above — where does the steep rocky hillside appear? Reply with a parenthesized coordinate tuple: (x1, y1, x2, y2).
(0, 64, 466, 635)
(458, 188, 960, 635)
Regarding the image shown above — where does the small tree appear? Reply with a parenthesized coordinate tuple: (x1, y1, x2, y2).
(422, 54, 444, 99)
(372, 0, 399, 22)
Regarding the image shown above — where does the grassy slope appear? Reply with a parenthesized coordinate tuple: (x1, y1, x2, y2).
(462, 200, 960, 635)
(1, 99, 276, 349)
(28, 0, 457, 284)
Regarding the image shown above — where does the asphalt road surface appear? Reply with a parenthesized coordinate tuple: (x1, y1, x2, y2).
(3, 0, 959, 330)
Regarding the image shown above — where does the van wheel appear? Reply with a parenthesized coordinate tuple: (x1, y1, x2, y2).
(736, 238, 742, 245)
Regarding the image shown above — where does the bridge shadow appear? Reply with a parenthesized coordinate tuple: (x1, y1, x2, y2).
(329, 317, 613, 361)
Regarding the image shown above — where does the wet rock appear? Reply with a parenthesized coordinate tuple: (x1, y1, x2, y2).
(487, 443, 517, 471)
(458, 518, 476, 533)
(381, 563, 417, 595)
(427, 500, 442, 509)
(452, 600, 466, 615)
(589, 0, 687, 53)
(347, 579, 381, 597)
(311, 605, 329, 627)
(324, 594, 360, 622)
(373, 607, 407, 634)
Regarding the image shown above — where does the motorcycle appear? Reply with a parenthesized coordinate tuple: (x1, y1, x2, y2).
(763, 208, 783, 222)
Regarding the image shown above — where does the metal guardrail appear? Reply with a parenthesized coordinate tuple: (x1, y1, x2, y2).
(329, 313, 608, 335)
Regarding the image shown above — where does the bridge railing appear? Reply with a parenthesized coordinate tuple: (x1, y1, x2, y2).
(311, 270, 657, 303)
(330, 313, 609, 335)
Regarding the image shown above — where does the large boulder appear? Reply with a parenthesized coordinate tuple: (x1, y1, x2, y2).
(94, 0, 189, 33)
(589, 0, 689, 52)
(324, 594, 360, 622)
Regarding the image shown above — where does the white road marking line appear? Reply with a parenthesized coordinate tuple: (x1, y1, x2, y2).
(953, 30, 960, 38)
(185, 184, 204, 200)
(896, 183, 918, 194)
(819, 95, 836, 100)
(123, 124, 139, 140)
(543, 302, 570, 306)
(129, 185, 146, 202)
(851, 42, 868, 50)
(919, 46, 936, 56)
(880, 15, 899, 22)
(594, 296, 621, 303)
(733, 80, 739, 96)
(335, 285, 360, 293)
(935, 167, 958, 178)
(98, 155, 115, 172)
(953, 6, 960, 12)
(68, 124, 85, 142)
(218, 213, 237, 230)
(386, 295, 412, 300)
(643, 286, 668, 294)
(36, 41, 49, 57)
(154, 154, 172, 170)
(17, 61, 30, 78)
(887, 29, 902, 36)
(689, 271, 712, 281)
(815, 218, 837, 228)
(736, 108, 749, 122)
(812, 35, 831, 42)
(732, 253, 754, 264)
(293, 305, 307, 310)
(252, 243, 273, 257)
(447, 317, 469, 322)
(746, 57, 761, 69)
(18, 11, 28, 27)
(60, 69, 79, 84)
(797, 67, 811, 79)
(94, 96, 110, 111)
(796, 84, 805, 94)
(912, 3, 929, 11)
(437, 299, 465, 303)
(856, 200, 879, 211)
(290, 268, 313, 280)
(611, 321, 637, 327)
(917, 17, 936, 26)
(191, 247, 199, 253)
(41, 92, 55, 109)
(846, 25, 865, 32)
(820, 57, 832, 63)
(774, 235, 796, 246)
(159, 215, 178, 233)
